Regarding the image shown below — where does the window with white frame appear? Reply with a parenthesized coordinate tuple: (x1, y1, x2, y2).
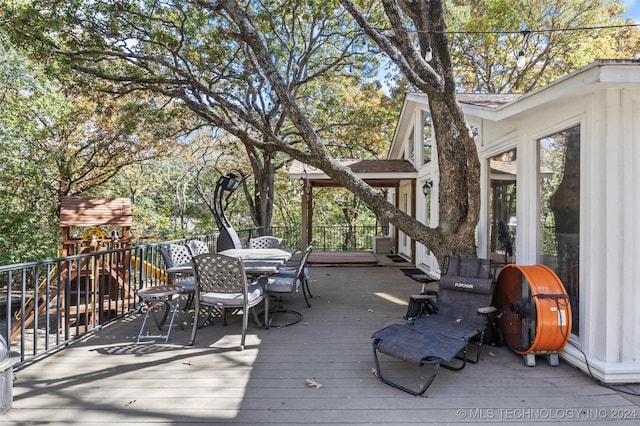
(407, 128, 415, 164)
(538, 125, 580, 335)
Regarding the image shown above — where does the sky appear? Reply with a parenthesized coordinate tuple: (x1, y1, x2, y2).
(624, 0, 640, 22)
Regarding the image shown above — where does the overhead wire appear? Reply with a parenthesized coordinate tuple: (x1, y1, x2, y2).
(387, 23, 640, 36)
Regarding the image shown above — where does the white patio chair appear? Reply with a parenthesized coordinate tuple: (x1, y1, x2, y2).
(249, 236, 283, 249)
(188, 239, 210, 256)
(189, 253, 268, 350)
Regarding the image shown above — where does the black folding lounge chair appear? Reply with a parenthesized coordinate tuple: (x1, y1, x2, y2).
(372, 256, 496, 396)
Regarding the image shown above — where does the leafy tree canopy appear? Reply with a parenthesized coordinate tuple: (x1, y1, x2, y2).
(447, 0, 637, 93)
(2, 0, 638, 263)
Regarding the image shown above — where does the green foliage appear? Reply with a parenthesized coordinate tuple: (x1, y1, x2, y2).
(447, 0, 638, 92)
(0, 198, 59, 264)
(3, 0, 634, 264)
(0, 31, 193, 259)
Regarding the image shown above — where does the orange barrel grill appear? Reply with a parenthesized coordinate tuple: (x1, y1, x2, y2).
(494, 264, 572, 367)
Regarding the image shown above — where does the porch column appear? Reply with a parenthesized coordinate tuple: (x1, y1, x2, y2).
(410, 179, 416, 263)
(301, 180, 313, 250)
(394, 186, 400, 254)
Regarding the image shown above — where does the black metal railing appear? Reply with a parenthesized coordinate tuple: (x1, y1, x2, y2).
(238, 225, 388, 252)
(0, 235, 214, 367)
(1, 225, 387, 368)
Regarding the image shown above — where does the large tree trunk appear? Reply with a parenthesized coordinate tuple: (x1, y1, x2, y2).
(242, 144, 275, 234)
(338, 0, 480, 261)
(9, 0, 481, 265)
(223, 0, 480, 263)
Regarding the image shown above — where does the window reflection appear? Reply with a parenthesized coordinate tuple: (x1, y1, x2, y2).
(538, 125, 580, 335)
(489, 150, 517, 264)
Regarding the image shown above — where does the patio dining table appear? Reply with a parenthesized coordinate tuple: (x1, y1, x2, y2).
(165, 264, 194, 275)
(165, 248, 292, 277)
(166, 261, 279, 277)
(220, 248, 294, 277)
(240, 259, 283, 275)
(218, 248, 293, 264)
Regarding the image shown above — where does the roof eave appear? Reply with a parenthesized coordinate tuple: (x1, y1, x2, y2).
(462, 60, 640, 120)
(288, 171, 417, 180)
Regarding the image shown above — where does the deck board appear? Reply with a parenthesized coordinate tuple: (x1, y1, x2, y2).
(3, 265, 639, 424)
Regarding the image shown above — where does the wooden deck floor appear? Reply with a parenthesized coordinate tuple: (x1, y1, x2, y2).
(3, 265, 639, 424)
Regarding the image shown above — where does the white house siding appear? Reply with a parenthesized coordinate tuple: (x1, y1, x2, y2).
(561, 88, 640, 383)
(482, 86, 640, 382)
(389, 62, 640, 383)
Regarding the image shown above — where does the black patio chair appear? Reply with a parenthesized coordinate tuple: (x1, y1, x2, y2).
(260, 241, 313, 327)
(267, 240, 314, 301)
(371, 256, 497, 396)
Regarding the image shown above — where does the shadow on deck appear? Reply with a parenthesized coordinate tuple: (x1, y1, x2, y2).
(3, 264, 639, 424)
(308, 251, 411, 266)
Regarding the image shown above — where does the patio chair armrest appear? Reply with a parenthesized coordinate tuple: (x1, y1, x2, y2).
(477, 306, 497, 315)
(410, 294, 436, 301)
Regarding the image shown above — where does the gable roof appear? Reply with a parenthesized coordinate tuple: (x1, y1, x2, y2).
(388, 92, 523, 158)
(390, 60, 640, 157)
(456, 93, 523, 108)
(400, 92, 521, 108)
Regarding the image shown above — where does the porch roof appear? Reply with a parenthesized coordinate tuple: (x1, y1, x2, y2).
(288, 159, 417, 187)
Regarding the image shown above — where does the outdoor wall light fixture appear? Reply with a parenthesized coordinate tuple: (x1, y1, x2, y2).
(422, 180, 433, 197)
